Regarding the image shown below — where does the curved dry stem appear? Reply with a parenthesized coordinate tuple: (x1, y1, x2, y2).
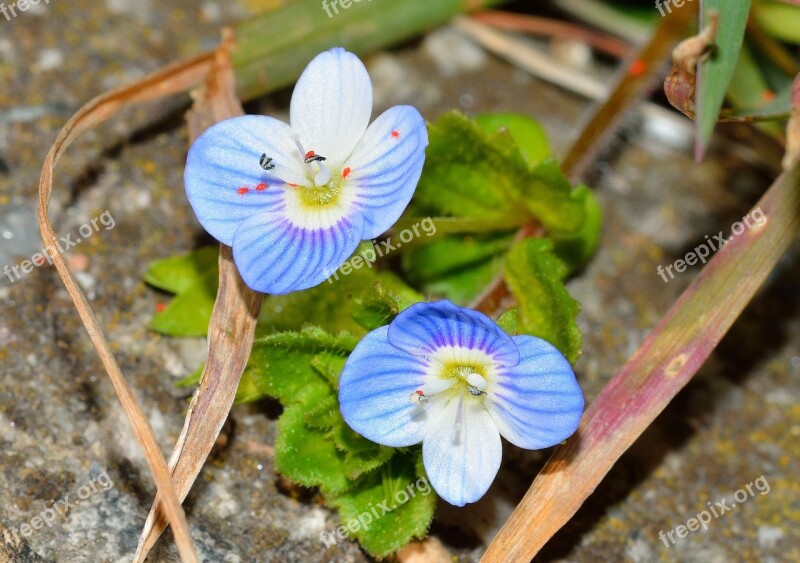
(135, 32, 264, 562)
(37, 51, 217, 563)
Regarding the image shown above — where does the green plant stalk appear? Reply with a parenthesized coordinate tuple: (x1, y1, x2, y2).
(231, 0, 507, 101)
(482, 160, 800, 561)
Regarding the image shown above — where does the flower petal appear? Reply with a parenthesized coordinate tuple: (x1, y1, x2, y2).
(486, 335, 584, 450)
(346, 105, 428, 238)
(184, 115, 307, 245)
(423, 397, 502, 506)
(290, 48, 372, 165)
(339, 327, 429, 447)
(231, 206, 364, 295)
(388, 301, 520, 367)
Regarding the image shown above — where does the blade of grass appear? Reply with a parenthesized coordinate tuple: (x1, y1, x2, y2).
(695, 0, 752, 160)
(482, 155, 800, 563)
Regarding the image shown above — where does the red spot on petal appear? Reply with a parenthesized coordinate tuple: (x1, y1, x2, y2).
(287, 183, 299, 188)
(255, 183, 268, 191)
(342, 167, 351, 179)
(391, 130, 400, 139)
(629, 60, 647, 77)
(155, 303, 167, 313)
(762, 90, 775, 102)
(237, 187, 249, 196)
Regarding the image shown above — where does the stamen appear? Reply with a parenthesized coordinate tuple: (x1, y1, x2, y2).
(259, 154, 276, 171)
(466, 373, 487, 391)
(304, 151, 327, 164)
(292, 136, 307, 160)
(409, 378, 455, 406)
(342, 167, 351, 179)
(314, 164, 332, 186)
(293, 134, 329, 182)
(409, 389, 428, 405)
(466, 372, 487, 397)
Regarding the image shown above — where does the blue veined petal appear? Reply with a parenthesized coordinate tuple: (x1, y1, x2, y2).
(345, 105, 428, 239)
(184, 115, 308, 245)
(422, 396, 502, 507)
(231, 207, 364, 295)
(485, 335, 584, 450)
(290, 48, 373, 166)
(387, 301, 520, 367)
(339, 326, 429, 447)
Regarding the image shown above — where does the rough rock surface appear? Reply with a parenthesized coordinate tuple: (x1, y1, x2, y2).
(1, 1, 797, 562)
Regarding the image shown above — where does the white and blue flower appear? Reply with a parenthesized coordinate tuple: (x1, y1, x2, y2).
(338, 300, 584, 506)
(184, 47, 428, 294)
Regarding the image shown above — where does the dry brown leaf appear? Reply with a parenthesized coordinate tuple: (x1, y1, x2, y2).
(37, 50, 217, 563)
(134, 29, 264, 562)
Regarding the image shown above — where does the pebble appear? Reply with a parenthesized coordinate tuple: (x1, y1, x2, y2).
(37, 48, 64, 71)
(423, 27, 487, 77)
(757, 525, 784, 549)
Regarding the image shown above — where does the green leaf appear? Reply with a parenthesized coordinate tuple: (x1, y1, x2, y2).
(551, 185, 603, 271)
(275, 402, 355, 496)
(248, 327, 357, 406)
(258, 266, 417, 336)
(475, 112, 552, 168)
(496, 308, 518, 336)
(401, 233, 513, 303)
(310, 352, 348, 388)
(144, 246, 219, 295)
(754, 1, 800, 45)
(327, 454, 436, 559)
(149, 269, 218, 337)
(349, 282, 420, 332)
(416, 112, 589, 233)
(504, 238, 582, 364)
(304, 394, 341, 431)
(415, 111, 531, 222)
(515, 158, 588, 235)
(696, 0, 752, 159)
(334, 424, 396, 481)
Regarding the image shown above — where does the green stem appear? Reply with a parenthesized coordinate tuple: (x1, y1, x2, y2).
(231, 0, 507, 101)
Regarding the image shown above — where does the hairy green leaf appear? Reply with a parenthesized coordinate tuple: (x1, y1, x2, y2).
(327, 455, 436, 558)
(505, 238, 582, 364)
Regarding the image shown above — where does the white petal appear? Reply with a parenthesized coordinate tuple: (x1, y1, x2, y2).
(290, 48, 373, 165)
(345, 105, 428, 238)
(422, 397, 502, 506)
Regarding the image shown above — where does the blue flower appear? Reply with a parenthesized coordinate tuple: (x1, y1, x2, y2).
(184, 48, 428, 294)
(338, 300, 584, 506)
